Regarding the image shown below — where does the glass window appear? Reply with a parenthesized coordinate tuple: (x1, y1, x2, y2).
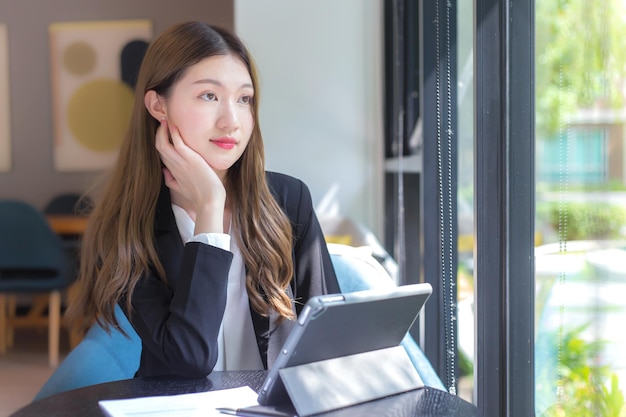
(456, 0, 475, 403)
(535, 0, 626, 414)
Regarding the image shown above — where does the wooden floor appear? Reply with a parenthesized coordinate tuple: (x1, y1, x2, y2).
(0, 328, 70, 417)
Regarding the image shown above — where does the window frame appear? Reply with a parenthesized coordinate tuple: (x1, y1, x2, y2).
(385, 0, 536, 415)
(474, 0, 535, 415)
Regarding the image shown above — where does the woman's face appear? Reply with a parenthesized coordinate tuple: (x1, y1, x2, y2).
(163, 54, 254, 176)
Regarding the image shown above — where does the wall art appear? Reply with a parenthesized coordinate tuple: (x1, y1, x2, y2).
(49, 19, 152, 171)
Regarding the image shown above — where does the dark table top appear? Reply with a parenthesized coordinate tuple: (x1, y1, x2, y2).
(12, 371, 483, 417)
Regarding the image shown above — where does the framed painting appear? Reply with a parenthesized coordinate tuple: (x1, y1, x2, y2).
(49, 19, 152, 171)
(0, 23, 10, 172)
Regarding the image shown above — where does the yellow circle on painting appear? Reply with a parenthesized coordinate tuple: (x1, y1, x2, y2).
(66, 79, 133, 152)
(63, 41, 97, 76)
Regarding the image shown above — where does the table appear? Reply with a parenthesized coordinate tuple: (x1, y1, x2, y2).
(11, 371, 484, 417)
(45, 214, 89, 236)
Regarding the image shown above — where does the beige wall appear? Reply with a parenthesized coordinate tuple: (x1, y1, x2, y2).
(235, 0, 384, 236)
(0, 1, 233, 209)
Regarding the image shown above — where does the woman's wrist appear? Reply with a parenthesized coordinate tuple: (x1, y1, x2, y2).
(194, 201, 225, 234)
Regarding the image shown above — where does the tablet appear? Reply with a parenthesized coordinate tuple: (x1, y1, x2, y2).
(257, 283, 433, 406)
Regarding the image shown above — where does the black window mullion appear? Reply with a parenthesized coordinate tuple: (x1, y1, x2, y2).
(506, 0, 535, 414)
(474, 0, 535, 416)
(474, 1, 505, 414)
(419, 0, 458, 392)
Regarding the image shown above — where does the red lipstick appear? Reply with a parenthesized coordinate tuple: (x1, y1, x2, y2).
(211, 137, 237, 150)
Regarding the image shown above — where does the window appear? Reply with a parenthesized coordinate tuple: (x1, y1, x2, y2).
(534, 0, 626, 415)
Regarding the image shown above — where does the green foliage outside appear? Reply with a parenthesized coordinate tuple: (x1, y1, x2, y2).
(457, 346, 473, 378)
(535, 0, 626, 139)
(537, 324, 625, 417)
(537, 181, 626, 194)
(532, 0, 626, 414)
(537, 201, 626, 242)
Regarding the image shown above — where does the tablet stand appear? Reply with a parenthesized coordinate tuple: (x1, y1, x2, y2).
(277, 345, 424, 416)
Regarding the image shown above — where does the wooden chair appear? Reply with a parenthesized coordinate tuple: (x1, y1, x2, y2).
(0, 199, 74, 368)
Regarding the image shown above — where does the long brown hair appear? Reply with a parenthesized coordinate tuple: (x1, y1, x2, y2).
(66, 22, 294, 335)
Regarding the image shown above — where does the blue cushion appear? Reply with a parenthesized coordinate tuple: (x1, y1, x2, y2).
(33, 305, 140, 401)
(329, 245, 446, 391)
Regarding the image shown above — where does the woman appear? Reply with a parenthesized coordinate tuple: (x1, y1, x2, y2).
(66, 21, 339, 378)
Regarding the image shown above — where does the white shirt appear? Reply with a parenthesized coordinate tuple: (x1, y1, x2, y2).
(171, 204, 264, 371)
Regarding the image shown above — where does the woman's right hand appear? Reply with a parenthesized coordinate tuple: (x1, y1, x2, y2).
(155, 119, 226, 234)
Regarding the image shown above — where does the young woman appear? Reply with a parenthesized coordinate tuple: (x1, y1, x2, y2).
(66, 21, 339, 378)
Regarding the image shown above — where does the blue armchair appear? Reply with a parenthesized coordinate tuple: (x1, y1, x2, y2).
(33, 244, 444, 401)
(33, 304, 140, 401)
(327, 243, 445, 391)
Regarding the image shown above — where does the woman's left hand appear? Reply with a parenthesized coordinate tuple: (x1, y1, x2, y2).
(155, 119, 226, 233)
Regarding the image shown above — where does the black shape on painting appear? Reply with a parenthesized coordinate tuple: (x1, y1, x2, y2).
(121, 40, 149, 90)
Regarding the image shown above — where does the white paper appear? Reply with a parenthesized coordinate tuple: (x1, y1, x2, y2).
(98, 385, 259, 417)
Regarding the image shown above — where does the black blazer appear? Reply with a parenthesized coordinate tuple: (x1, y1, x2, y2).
(124, 172, 339, 378)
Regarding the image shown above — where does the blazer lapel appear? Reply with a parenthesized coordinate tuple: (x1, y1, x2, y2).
(153, 183, 184, 286)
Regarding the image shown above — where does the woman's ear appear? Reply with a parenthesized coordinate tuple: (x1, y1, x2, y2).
(144, 90, 166, 121)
